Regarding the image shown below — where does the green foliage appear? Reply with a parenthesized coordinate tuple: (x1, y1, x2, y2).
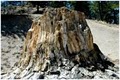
(1, 1, 119, 24)
(89, 2, 99, 19)
(89, 1, 119, 24)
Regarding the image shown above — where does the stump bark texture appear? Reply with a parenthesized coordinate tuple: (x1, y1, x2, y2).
(3, 7, 115, 79)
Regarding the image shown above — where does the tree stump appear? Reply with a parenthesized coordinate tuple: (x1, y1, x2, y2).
(3, 7, 114, 79)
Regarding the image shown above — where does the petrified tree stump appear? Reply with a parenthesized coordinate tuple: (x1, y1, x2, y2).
(4, 7, 114, 79)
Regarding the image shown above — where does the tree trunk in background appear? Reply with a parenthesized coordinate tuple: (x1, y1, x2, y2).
(4, 7, 114, 79)
(98, 1, 102, 20)
(36, 5, 39, 12)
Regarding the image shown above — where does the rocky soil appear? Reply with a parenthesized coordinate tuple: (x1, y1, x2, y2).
(1, 15, 119, 79)
(1, 15, 32, 75)
(1, 35, 24, 75)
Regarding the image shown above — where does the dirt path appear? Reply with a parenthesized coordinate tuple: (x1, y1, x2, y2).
(86, 19, 119, 65)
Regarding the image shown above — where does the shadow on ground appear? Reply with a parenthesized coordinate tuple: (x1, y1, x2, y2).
(33, 10, 44, 14)
(1, 15, 32, 40)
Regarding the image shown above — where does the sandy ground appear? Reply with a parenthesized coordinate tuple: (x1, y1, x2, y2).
(1, 19, 119, 74)
(1, 35, 24, 74)
(86, 19, 119, 65)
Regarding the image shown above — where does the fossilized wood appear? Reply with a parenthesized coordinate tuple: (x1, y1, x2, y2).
(3, 7, 114, 79)
(22, 7, 94, 67)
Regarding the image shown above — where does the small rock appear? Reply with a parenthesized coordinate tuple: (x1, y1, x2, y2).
(95, 70, 111, 79)
(92, 71, 97, 75)
(105, 69, 119, 78)
(94, 75, 101, 79)
(79, 67, 90, 76)
(58, 69, 71, 79)
(45, 75, 58, 79)
(105, 69, 114, 76)
(87, 71, 94, 77)
(31, 72, 43, 79)
(62, 59, 68, 66)
(65, 61, 74, 71)
(76, 72, 84, 78)
(71, 65, 79, 74)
